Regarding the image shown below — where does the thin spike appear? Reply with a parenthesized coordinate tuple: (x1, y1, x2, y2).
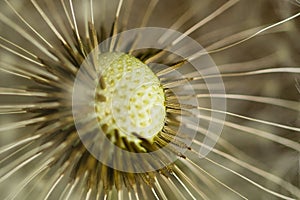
(0, 134, 41, 155)
(172, 170, 197, 200)
(0, 43, 44, 67)
(60, 0, 75, 30)
(196, 106, 300, 132)
(158, 7, 197, 44)
(4, 158, 53, 200)
(185, 114, 300, 151)
(44, 174, 65, 200)
(0, 12, 56, 61)
(5, 0, 54, 49)
(68, 0, 85, 55)
(154, 177, 168, 200)
(172, 0, 240, 45)
(193, 141, 300, 197)
(182, 159, 248, 200)
(0, 152, 42, 183)
(196, 94, 300, 111)
(189, 11, 300, 60)
(109, 0, 124, 52)
(0, 35, 37, 59)
(188, 67, 300, 81)
(140, 0, 158, 27)
(200, 156, 296, 200)
(151, 187, 160, 200)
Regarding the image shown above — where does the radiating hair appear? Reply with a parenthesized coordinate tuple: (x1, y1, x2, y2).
(0, 0, 299, 199)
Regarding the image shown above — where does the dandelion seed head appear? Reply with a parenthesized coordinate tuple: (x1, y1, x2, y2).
(0, 0, 300, 199)
(94, 52, 166, 145)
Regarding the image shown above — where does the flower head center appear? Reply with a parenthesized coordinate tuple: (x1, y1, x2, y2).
(95, 52, 166, 147)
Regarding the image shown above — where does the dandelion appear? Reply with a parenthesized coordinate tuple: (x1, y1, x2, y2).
(0, 0, 300, 199)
